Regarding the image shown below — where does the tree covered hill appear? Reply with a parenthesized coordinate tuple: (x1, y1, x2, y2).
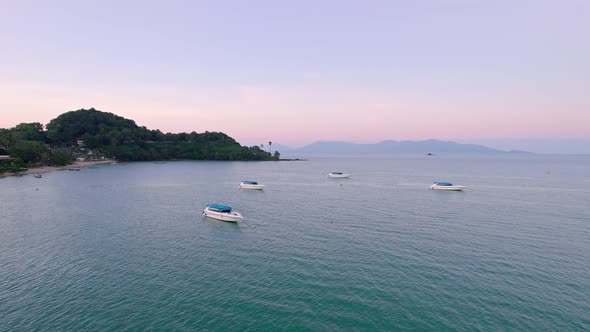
(1, 108, 278, 166)
(46, 108, 140, 146)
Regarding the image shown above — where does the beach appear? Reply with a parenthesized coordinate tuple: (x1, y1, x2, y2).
(0, 160, 114, 178)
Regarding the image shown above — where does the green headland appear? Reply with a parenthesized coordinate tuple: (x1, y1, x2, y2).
(0, 108, 279, 174)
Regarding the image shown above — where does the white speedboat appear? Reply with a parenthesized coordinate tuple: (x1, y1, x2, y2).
(328, 172, 351, 178)
(430, 182, 465, 191)
(203, 204, 243, 222)
(239, 181, 265, 190)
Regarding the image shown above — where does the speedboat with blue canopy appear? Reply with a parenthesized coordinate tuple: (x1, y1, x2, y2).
(430, 181, 465, 191)
(203, 204, 243, 222)
(328, 172, 351, 178)
(239, 180, 265, 190)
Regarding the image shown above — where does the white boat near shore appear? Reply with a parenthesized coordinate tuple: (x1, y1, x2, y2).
(328, 172, 351, 178)
(239, 181, 265, 190)
(430, 182, 465, 191)
(203, 204, 243, 222)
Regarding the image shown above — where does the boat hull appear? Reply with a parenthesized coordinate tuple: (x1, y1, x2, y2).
(328, 173, 351, 178)
(430, 184, 465, 191)
(239, 183, 265, 190)
(203, 207, 243, 222)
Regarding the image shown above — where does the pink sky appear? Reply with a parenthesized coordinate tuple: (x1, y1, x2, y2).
(1, 1, 589, 150)
(1, 79, 588, 147)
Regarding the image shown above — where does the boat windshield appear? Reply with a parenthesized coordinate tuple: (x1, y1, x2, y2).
(208, 204, 232, 212)
(434, 182, 453, 186)
(242, 181, 258, 184)
(332, 172, 343, 174)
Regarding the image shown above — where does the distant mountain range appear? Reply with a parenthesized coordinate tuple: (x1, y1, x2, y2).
(275, 140, 529, 154)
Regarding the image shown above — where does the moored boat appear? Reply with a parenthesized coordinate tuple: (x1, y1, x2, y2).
(430, 182, 465, 191)
(328, 172, 351, 178)
(34, 174, 42, 178)
(203, 204, 243, 222)
(239, 181, 265, 190)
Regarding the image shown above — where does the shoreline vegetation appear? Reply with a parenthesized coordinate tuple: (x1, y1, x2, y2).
(1, 108, 283, 176)
(0, 160, 114, 178)
(1, 158, 307, 179)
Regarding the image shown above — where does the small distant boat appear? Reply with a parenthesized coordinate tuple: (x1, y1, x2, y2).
(239, 181, 265, 190)
(34, 174, 42, 178)
(110, 161, 119, 165)
(430, 182, 465, 191)
(426, 153, 435, 156)
(154, 161, 167, 164)
(68, 167, 81, 171)
(328, 172, 351, 178)
(203, 204, 243, 222)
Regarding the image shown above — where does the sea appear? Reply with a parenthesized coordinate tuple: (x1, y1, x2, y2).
(1, 154, 589, 330)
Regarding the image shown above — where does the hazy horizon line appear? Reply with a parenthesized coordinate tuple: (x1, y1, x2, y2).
(250, 138, 590, 155)
(2, 110, 589, 154)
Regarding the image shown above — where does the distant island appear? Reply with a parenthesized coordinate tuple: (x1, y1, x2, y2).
(281, 140, 528, 154)
(0, 108, 279, 174)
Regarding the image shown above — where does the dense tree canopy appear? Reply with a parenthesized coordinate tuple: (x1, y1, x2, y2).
(1, 108, 276, 166)
(7, 140, 48, 163)
(0, 122, 46, 149)
(49, 149, 75, 166)
(46, 108, 140, 147)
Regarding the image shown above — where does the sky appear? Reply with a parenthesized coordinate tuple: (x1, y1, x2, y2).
(1, 0, 589, 153)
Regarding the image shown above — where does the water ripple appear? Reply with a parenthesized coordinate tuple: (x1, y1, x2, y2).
(1, 157, 589, 330)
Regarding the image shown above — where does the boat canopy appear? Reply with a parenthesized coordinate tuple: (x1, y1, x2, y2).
(208, 204, 232, 212)
(433, 182, 453, 186)
(241, 181, 258, 185)
(331, 172, 343, 174)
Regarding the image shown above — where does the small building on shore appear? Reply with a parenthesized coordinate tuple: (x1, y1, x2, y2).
(0, 154, 18, 167)
(0, 155, 17, 161)
(0, 147, 16, 162)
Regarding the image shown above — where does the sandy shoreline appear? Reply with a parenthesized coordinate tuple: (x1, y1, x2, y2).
(0, 160, 114, 178)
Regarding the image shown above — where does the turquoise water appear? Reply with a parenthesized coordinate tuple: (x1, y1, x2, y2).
(1, 154, 589, 330)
